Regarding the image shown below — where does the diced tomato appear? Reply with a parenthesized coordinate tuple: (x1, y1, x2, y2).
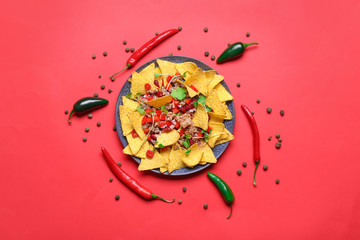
(161, 146, 169, 152)
(189, 139, 195, 145)
(131, 129, 139, 138)
(147, 135, 151, 141)
(145, 83, 151, 91)
(158, 121, 166, 128)
(142, 116, 147, 125)
(166, 75, 172, 83)
(166, 121, 172, 127)
(150, 134, 157, 140)
(156, 91, 163, 97)
(147, 117, 153, 123)
(185, 104, 193, 110)
(146, 150, 154, 159)
(172, 108, 179, 114)
(160, 114, 166, 121)
(154, 80, 159, 87)
(144, 128, 149, 134)
(154, 115, 160, 122)
(156, 109, 161, 115)
(175, 122, 180, 129)
(207, 127, 212, 132)
(190, 84, 198, 92)
(175, 72, 180, 76)
(148, 97, 154, 101)
(174, 100, 179, 106)
(197, 132, 203, 137)
(185, 98, 191, 104)
(163, 127, 171, 132)
(179, 128, 185, 135)
(179, 106, 186, 113)
(146, 108, 153, 114)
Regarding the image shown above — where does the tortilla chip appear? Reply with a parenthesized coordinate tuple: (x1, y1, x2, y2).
(215, 128, 234, 145)
(159, 147, 171, 173)
(193, 104, 208, 130)
(122, 96, 139, 111)
(206, 89, 226, 116)
(126, 132, 146, 155)
(128, 77, 132, 82)
(208, 112, 226, 123)
(156, 59, 177, 79)
(168, 144, 186, 173)
(139, 63, 155, 83)
(214, 83, 233, 102)
(138, 150, 166, 171)
(145, 95, 173, 108)
(155, 130, 180, 148)
(127, 111, 146, 139)
(204, 70, 216, 83)
(175, 62, 198, 80)
(123, 141, 150, 159)
(207, 122, 225, 148)
(184, 68, 209, 96)
(199, 143, 217, 165)
(224, 105, 233, 120)
(183, 82, 199, 98)
(207, 74, 224, 93)
(131, 71, 157, 95)
(119, 105, 134, 136)
(182, 143, 204, 168)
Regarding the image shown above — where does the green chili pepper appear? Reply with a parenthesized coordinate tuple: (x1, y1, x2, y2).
(68, 97, 108, 123)
(207, 172, 235, 219)
(216, 42, 258, 64)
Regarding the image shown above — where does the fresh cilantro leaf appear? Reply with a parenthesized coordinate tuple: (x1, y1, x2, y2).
(136, 92, 142, 98)
(185, 149, 191, 155)
(160, 105, 168, 114)
(183, 140, 190, 148)
(198, 95, 206, 106)
(185, 134, 191, 140)
(176, 112, 180, 115)
(126, 92, 132, 99)
(182, 71, 187, 77)
(136, 105, 145, 115)
(171, 87, 187, 101)
(204, 132, 209, 142)
(209, 129, 213, 134)
(158, 144, 164, 148)
(205, 106, 212, 112)
(193, 101, 198, 108)
(201, 130, 205, 133)
(154, 73, 160, 78)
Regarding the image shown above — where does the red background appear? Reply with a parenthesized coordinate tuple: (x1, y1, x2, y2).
(1, 0, 360, 239)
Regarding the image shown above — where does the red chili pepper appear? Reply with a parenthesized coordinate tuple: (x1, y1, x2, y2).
(141, 116, 147, 125)
(145, 83, 151, 91)
(175, 122, 180, 129)
(110, 29, 180, 79)
(190, 85, 198, 92)
(241, 104, 261, 186)
(131, 129, 139, 138)
(146, 150, 154, 159)
(166, 75, 172, 83)
(101, 147, 174, 202)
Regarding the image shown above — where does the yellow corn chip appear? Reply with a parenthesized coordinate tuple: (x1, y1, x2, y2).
(156, 59, 177, 79)
(208, 112, 226, 123)
(206, 89, 226, 116)
(122, 96, 139, 111)
(215, 128, 234, 145)
(184, 68, 209, 96)
(168, 144, 186, 173)
(126, 132, 146, 155)
(224, 105, 233, 120)
(145, 95, 173, 108)
(207, 122, 225, 148)
(139, 63, 155, 83)
(214, 83, 233, 102)
(131, 71, 157, 95)
(155, 130, 180, 148)
(199, 143, 217, 165)
(119, 105, 134, 136)
(122, 141, 150, 159)
(159, 147, 171, 173)
(207, 74, 224, 93)
(183, 82, 199, 98)
(127, 111, 146, 139)
(182, 143, 204, 168)
(193, 104, 208, 130)
(138, 150, 166, 171)
(204, 70, 216, 83)
(175, 62, 198, 80)
(128, 77, 132, 82)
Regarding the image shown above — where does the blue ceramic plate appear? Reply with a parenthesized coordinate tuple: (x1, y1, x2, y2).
(115, 56, 235, 176)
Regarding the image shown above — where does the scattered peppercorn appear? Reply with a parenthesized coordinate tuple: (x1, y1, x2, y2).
(83, 137, 87, 142)
(246, 32, 250, 37)
(103, 51, 107, 57)
(113, 126, 116, 131)
(97, 122, 101, 127)
(278, 138, 282, 142)
(276, 142, 281, 149)
(276, 179, 280, 184)
(251, 111, 254, 115)
(115, 195, 120, 200)
(204, 204, 208, 209)
(123, 40, 127, 45)
(130, 48, 135, 52)
(98, 75, 101, 78)
(267, 107, 272, 113)
(85, 128, 89, 132)
(257, 99, 260, 103)
(117, 162, 122, 167)
(92, 54, 96, 59)
(242, 162, 247, 167)
(88, 113, 93, 119)
(237, 83, 240, 87)
(228, 43, 231, 46)
(178, 26, 182, 31)
(204, 27, 208, 32)
(94, 93, 98, 97)
(268, 136, 272, 141)
(169, 52, 173, 56)
(125, 48, 130, 52)
(276, 134, 280, 138)
(183, 187, 187, 193)
(155, 32, 159, 35)
(108, 89, 113, 93)
(237, 169, 242, 176)
(211, 55, 215, 61)
(263, 165, 268, 171)
(110, 77, 115, 82)
(280, 110, 285, 116)
(109, 178, 113, 182)
(204, 51, 209, 57)
(101, 84, 105, 90)
(178, 200, 182, 205)
(65, 110, 68, 114)
(177, 45, 181, 50)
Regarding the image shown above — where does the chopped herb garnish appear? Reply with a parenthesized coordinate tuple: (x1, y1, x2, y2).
(126, 92, 132, 99)
(185, 149, 191, 155)
(171, 86, 187, 101)
(205, 106, 212, 112)
(193, 101, 198, 108)
(198, 95, 206, 106)
(183, 140, 190, 148)
(160, 105, 168, 114)
(158, 144, 164, 148)
(136, 92, 142, 98)
(136, 105, 145, 115)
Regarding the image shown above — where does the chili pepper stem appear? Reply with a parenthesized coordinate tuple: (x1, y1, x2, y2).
(151, 193, 175, 203)
(243, 42, 258, 48)
(253, 160, 260, 186)
(110, 64, 131, 78)
(68, 109, 75, 123)
(227, 204, 233, 219)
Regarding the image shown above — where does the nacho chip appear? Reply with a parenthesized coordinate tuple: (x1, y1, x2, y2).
(168, 144, 186, 173)
(204, 70, 216, 83)
(182, 143, 204, 168)
(155, 130, 180, 148)
(215, 128, 234, 145)
(145, 95, 173, 108)
(206, 89, 226, 116)
(131, 71, 157, 95)
(122, 96, 139, 111)
(128, 77, 132, 82)
(224, 105, 233, 120)
(159, 147, 171, 173)
(138, 150, 166, 171)
(207, 122, 225, 148)
(208, 112, 226, 123)
(214, 83, 233, 102)
(175, 62, 198, 80)
(193, 104, 208, 130)
(127, 111, 146, 139)
(156, 59, 177, 79)
(126, 132, 146, 155)
(139, 63, 155, 83)
(207, 74, 224, 93)
(199, 143, 217, 165)
(123, 141, 151, 159)
(119, 105, 134, 136)
(184, 68, 209, 96)
(184, 82, 199, 98)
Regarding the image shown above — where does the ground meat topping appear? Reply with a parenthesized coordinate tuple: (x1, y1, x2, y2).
(175, 113, 192, 129)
